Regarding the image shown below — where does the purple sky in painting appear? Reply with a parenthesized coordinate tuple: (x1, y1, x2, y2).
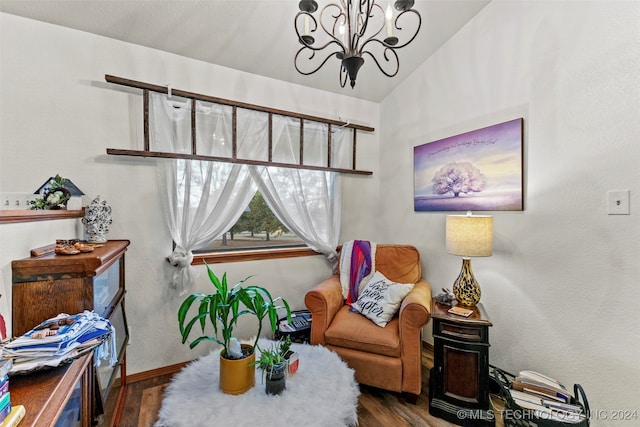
(413, 118, 522, 198)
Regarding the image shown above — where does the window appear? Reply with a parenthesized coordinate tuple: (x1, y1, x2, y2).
(148, 91, 354, 269)
(194, 191, 305, 254)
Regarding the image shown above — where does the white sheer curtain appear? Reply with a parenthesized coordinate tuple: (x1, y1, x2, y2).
(252, 117, 350, 266)
(151, 92, 349, 290)
(151, 94, 261, 293)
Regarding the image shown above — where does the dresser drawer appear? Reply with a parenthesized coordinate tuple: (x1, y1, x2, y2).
(435, 320, 487, 342)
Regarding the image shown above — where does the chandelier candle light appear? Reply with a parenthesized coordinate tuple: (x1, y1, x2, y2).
(445, 212, 493, 307)
(295, 0, 421, 88)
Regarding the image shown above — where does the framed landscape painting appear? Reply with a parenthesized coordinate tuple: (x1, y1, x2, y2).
(413, 118, 523, 212)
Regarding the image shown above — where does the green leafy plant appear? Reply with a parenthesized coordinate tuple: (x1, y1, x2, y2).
(252, 335, 291, 371)
(178, 264, 291, 359)
(253, 342, 285, 370)
(280, 334, 291, 356)
(252, 336, 293, 385)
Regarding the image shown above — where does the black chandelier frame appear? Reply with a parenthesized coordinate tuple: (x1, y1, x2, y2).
(294, 0, 421, 88)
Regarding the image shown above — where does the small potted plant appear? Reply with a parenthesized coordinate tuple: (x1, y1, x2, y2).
(253, 338, 290, 395)
(281, 336, 300, 376)
(178, 264, 291, 395)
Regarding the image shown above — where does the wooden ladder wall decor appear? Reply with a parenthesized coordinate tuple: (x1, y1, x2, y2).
(104, 75, 374, 176)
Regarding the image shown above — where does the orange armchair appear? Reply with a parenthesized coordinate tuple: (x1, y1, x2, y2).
(305, 244, 432, 402)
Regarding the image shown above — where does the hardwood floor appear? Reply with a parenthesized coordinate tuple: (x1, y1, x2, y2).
(109, 348, 500, 427)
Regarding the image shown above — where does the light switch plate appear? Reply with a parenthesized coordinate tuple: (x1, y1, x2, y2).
(607, 190, 630, 215)
(0, 192, 34, 210)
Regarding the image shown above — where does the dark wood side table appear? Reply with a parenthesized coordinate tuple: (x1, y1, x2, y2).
(429, 300, 494, 426)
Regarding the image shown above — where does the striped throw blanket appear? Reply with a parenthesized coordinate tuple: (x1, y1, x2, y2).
(340, 240, 377, 306)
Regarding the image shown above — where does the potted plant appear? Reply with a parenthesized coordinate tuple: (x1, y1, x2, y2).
(253, 338, 289, 395)
(281, 337, 300, 376)
(178, 264, 291, 395)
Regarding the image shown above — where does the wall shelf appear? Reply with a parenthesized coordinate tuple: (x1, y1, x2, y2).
(0, 209, 84, 224)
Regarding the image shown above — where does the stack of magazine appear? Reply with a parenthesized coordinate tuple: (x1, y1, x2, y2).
(1, 311, 116, 375)
(509, 371, 586, 424)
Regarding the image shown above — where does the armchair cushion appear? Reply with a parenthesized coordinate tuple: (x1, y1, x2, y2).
(374, 245, 422, 284)
(325, 306, 401, 358)
(351, 271, 414, 327)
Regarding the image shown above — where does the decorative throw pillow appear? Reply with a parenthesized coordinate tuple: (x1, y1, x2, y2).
(351, 271, 415, 327)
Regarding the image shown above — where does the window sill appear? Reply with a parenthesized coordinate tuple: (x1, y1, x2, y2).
(193, 247, 321, 264)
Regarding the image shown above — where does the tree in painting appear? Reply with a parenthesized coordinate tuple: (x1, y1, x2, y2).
(432, 161, 487, 197)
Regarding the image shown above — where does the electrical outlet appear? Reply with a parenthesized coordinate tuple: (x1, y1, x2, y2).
(607, 190, 630, 215)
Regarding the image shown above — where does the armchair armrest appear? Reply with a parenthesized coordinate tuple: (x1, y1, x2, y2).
(399, 279, 432, 328)
(304, 275, 344, 346)
(398, 278, 432, 396)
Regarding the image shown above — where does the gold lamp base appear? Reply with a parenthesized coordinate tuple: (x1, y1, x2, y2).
(452, 258, 481, 307)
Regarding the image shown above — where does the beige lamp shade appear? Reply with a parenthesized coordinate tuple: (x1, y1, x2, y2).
(446, 214, 493, 257)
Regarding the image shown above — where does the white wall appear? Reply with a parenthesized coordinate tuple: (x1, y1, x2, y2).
(380, 0, 640, 423)
(0, 13, 381, 374)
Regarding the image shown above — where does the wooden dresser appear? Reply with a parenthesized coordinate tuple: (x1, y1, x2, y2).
(11, 240, 130, 426)
(9, 352, 95, 427)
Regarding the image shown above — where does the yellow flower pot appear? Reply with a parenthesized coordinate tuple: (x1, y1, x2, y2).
(219, 344, 256, 395)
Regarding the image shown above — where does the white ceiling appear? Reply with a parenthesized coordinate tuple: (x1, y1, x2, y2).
(0, 0, 490, 102)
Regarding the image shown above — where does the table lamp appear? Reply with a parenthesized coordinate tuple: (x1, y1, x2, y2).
(446, 212, 493, 307)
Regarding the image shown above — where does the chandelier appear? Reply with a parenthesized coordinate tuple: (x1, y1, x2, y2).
(294, 0, 421, 89)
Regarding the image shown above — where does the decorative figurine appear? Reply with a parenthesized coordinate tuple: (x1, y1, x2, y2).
(29, 174, 71, 210)
(82, 196, 112, 243)
(435, 288, 456, 306)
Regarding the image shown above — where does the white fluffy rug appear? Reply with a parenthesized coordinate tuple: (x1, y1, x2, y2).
(154, 339, 360, 427)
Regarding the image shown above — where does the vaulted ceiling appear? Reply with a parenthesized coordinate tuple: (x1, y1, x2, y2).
(0, 0, 490, 102)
